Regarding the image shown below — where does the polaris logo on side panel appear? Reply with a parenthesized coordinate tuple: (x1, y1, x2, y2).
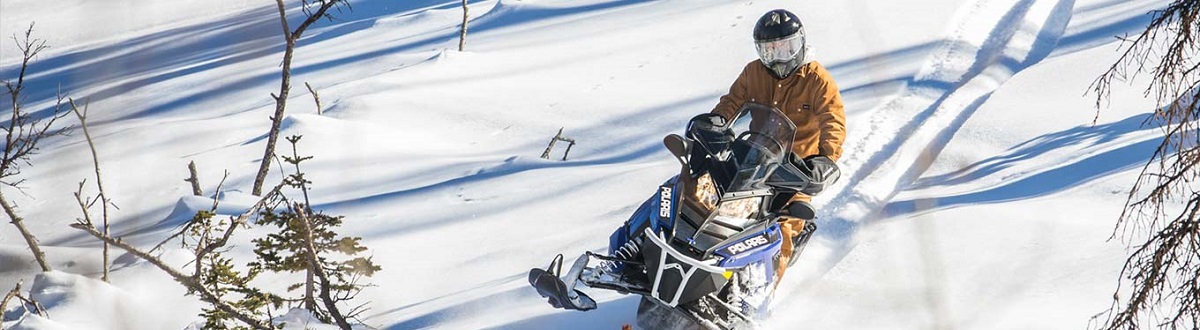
(727, 235, 770, 254)
(659, 186, 673, 218)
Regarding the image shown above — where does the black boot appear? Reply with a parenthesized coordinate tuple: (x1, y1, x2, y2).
(787, 221, 817, 268)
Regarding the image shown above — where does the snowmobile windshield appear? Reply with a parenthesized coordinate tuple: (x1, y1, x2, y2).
(724, 104, 796, 192)
(727, 104, 795, 153)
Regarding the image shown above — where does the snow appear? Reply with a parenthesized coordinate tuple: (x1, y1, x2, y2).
(0, 0, 1171, 329)
(5, 270, 199, 330)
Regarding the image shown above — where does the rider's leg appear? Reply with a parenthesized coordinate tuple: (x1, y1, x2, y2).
(776, 194, 815, 283)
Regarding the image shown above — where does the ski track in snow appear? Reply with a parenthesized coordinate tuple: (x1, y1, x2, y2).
(776, 0, 1076, 306)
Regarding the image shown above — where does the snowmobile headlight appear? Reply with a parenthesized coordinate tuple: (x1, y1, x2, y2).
(695, 173, 719, 211)
(715, 197, 761, 221)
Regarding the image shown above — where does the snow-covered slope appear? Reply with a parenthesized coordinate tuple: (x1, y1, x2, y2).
(0, 0, 1168, 329)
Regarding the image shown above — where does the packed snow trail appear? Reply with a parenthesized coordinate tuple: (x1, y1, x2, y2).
(775, 0, 1075, 304)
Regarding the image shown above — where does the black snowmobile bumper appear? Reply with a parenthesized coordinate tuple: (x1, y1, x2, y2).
(636, 297, 706, 330)
(528, 254, 597, 311)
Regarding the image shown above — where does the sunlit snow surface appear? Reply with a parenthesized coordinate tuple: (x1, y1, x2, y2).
(0, 0, 1169, 329)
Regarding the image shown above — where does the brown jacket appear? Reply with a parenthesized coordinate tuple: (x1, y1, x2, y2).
(711, 60, 847, 279)
(711, 60, 846, 161)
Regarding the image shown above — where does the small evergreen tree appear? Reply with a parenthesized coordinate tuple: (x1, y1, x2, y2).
(252, 135, 380, 328)
(74, 133, 378, 330)
(186, 210, 282, 330)
(74, 181, 286, 330)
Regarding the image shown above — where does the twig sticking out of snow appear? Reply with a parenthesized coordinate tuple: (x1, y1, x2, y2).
(0, 280, 48, 323)
(541, 128, 577, 161)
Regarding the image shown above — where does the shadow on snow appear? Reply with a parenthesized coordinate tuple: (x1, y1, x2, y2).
(884, 113, 1157, 217)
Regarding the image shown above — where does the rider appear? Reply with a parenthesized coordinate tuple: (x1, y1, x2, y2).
(710, 9, 846, 281)
(527, 8, 847, 315)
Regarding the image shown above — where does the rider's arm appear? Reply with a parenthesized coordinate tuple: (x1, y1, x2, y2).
(810, 62, 846, 161)
(710, 62, 756, 120)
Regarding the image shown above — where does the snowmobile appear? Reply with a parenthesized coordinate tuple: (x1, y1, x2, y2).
(528, 103, 840, 329)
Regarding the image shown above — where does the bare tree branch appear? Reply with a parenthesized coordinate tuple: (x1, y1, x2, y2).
(304, 82, 322, 116)
(0, 280, 47, 321)
(1092, 2, 1200, 329)
(252, 0, 350, 196)
(69, 183, 284, 330)
(151, 171, 229, 254)
(185, 161, 203, 196)
(459, 0, 469, 52)
(292, 202, 351, 330)
(1, 23, 72, 273)
(198, 184, 284, 264)
(69, 223, 273, 330)
(69, 97, 112, 283)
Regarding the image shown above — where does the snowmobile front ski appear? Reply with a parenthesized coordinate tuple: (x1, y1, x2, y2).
(528, 254, 597, 311)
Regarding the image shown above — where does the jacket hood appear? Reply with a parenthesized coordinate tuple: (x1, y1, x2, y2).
(800, 44, 815, 65)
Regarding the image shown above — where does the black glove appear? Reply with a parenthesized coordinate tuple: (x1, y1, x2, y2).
(804, 155, 841, 184)
(795, 155, 840, 196)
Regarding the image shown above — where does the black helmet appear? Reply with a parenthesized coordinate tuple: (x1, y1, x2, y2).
(753, 9, 806, 79)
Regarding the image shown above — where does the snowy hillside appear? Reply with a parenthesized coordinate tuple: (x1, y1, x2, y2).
(0, 0, 1169, 329)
